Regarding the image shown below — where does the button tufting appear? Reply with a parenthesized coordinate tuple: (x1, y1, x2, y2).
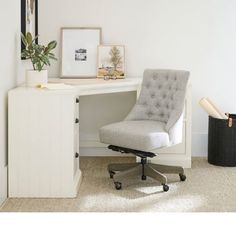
(135, 70, 187, 123)
(153, 72, 158, 79)
(147, 111, 153, 116)
(153, 73, 158, 79)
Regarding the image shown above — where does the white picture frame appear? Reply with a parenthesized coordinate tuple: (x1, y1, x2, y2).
(60, 27, 101, 78)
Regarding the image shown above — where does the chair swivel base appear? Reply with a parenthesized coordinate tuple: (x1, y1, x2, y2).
(107, 145, 186, 192)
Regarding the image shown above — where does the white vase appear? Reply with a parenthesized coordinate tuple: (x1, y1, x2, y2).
(26, 70, 48, 87)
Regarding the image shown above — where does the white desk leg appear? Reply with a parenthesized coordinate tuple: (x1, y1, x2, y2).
(136, 85, 141, 100)
(135, 85, 141, 163)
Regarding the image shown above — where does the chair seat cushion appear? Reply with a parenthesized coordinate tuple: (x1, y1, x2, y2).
(99, 120, 170, 152)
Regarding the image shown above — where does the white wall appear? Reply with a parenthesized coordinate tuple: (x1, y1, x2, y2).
(39, 0, 236, 157)
(0, 0, 20, 205)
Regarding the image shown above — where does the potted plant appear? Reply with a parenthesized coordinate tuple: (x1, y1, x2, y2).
(21, 32, 57, 87)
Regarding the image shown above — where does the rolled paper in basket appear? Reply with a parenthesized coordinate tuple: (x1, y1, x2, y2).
(206, 97, 228, 119)
(199, 97, 227, 119)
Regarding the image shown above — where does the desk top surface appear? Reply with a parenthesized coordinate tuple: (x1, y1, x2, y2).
(9, 78, 142, 96)
(49, 77, 141, 85)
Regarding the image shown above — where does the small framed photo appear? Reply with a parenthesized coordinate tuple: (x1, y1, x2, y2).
(60, 27, 102, 78)
(97, 45, 125, 79)
(21, 0, 38, 56)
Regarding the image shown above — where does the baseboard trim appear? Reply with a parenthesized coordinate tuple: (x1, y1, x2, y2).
(192, 132, 208, 157)
(81, 147, 191, 168)
(74, 170, 82, 197)
(80, 147, 133, 157)
(81, 132, 209, 158)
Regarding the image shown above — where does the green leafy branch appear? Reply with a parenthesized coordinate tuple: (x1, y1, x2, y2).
(21, 32, 57, 71)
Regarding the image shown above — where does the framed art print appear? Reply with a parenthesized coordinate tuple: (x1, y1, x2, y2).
(60, 27, 101, 78)
(97, 45, 125, 79)
(21, 0, 38, 54)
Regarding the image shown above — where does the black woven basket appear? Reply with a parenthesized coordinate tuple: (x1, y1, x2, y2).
(208, 114, 236, 166)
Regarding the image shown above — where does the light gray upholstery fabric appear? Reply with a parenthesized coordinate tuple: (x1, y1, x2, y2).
(125, 69, 189, 131)
(99, 120, 169, 151)
(169, 112, 184, 146)
(99, 69, 189, 151)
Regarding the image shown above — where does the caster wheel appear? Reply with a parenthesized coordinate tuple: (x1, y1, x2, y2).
(142, 175, 147, 180)
(109, 171, 115, 179)
(162, 184, 169, 192)
(114, 182, 122, 190)
(179, 173, 186, 181)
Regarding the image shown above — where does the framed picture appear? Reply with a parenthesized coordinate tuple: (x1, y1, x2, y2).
(97, 45, 125, 79)
(21, 0, 38, 54)
(60, 27, 102, 78)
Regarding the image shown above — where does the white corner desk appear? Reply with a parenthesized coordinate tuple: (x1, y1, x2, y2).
(8, 78, 191, 198)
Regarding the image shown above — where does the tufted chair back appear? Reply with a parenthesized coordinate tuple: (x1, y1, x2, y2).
(126, 69, 189, 131)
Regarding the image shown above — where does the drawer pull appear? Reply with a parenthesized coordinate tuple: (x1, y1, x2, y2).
(75, 118, 79, 123)
(75, 152, 79, 158)
(76, 98, 79, 103)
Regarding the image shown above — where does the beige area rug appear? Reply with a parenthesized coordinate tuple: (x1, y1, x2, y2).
(1, 157, 236, 212)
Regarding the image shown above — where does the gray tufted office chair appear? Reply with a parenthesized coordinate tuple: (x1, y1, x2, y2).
(99, 69, 189, 192)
